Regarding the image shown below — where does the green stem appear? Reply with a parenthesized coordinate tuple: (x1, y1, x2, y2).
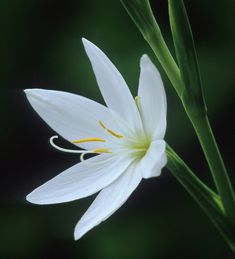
(168, 0, 206, 116)
(144, 31, 182, 97)
(188, 113, 235, 224)
(120, 0, 183, 96)
(167, 145, 235, 252)
(167, 145, 223, 212)
(166, 1, 234, 215)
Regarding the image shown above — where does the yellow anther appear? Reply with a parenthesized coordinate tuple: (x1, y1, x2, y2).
(98, 120, 123, 139)
(92, 148, 112, 153)
(72, 137, 106, 144)
(135, 96, 142, 112)
(107, 129, 123, 139)
(99, 120, 106, 129)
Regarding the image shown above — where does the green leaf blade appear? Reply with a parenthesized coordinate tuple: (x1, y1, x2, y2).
(167, 145, 235, 252)
(168, 0, 206, 115)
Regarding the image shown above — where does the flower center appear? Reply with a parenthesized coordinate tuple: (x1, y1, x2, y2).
(125, 135, 151, 159)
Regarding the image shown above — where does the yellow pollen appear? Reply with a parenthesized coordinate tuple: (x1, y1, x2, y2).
(135, 96, 142, 112)
(98, 120, 123, 139)
(107, 129, 123, 139)
(134, 96, 139, 102)
(92, 148, 112, 153)
(72, 137, 106, 144)
(99, 120, 106, 129)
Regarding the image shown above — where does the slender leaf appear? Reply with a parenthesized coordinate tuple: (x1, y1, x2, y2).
(168, 0, 206, 115)
(167, 145, 235, 251)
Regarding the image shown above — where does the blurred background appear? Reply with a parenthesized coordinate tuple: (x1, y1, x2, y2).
(1, 0, 235, 258)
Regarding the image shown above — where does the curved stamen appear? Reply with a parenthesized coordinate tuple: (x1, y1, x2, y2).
(49, 136, 91, 154)
(81, 148, 112, 162)
(80, 150, 113, 164)
(50, 136, 112, 158)
(80, 152, 88, 162)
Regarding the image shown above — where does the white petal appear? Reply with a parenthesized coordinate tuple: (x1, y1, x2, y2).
(74, 161, 142, 240)
(140, 140, 167, 179)
(138, 55, 167, 140)
(26, 154, 132, 205)
(82, 38, 142, 133)
(24, 88, 121, 150)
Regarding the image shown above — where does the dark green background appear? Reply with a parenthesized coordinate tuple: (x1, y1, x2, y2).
(1, 0, 235, 258)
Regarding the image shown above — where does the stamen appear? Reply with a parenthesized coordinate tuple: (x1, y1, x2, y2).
(50, 136, 90, 154)
(72, 137, 105, 144)
(98, 120, 123, 139)
(80, 148, 111, 162)
(135, 96, 142, 112)
(49, 136, 112, 161)
(107, 129, 123, 139)
(80, 152, 88, 162)
(99, 120, 106, 129)
(80, 148, 112, 163)
(134, 96, 140, 102)
(92, 148, 112, 153)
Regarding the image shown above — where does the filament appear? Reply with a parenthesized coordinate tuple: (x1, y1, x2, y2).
(49, 136, 112, 162)
(50, 136, 90, 154)
(98, 120, 123, 139)
(93, 148, 111, 153)
(72, 137, 105, 144)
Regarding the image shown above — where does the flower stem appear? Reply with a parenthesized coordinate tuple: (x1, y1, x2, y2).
(144, 31, 182, 97)
(167, 145, 235, 252)
(120, 0, 183, 97)
(187, 112, 235, 224)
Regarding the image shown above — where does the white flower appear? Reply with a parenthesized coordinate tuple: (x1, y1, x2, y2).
(25, 38, 167, 240)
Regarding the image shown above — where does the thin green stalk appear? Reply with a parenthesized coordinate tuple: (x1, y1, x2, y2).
(168, 0, 206, 116)
(120, 0, 183, 97)
(167, 145, 235, 252)
(167, 0, 235, 222)
(188, 113, 235, 224)
(145, 32, 182, 97)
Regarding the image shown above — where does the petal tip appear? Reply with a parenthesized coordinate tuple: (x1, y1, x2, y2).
(26, 190, 49, 205)
(74, 227, 85, 241)
(81, 37, 89, 45)
(24, 89, 34, 97)
(81, 38, 104, 60)
(82, 37, 94, 52)
(26, 192, 38, 204)
(74, 232, 80, 241)
(26, 193, 31, 202)
(140, 54, 150, 65)
(24, 89, 54, 104)
(24, 89, 30, 94)
(24, 88, 43, 98)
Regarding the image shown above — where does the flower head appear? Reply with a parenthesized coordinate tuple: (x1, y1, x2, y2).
(25, 38, 167, 240)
